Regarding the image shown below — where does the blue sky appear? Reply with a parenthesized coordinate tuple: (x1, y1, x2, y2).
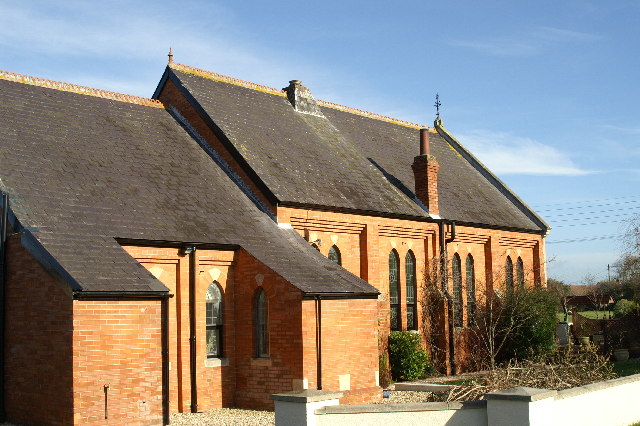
(2, 0, 639, 284)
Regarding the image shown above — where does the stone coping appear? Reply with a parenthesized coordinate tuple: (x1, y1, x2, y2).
(271, 390, 343, 403)
(394, 383, 454, 392)
(555, 373, 640, 400)
(316, 400, 486, 415)
(485, 387, 557, 402)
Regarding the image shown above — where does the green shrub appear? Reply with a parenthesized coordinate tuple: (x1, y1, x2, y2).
(499, 288, 558, 362)
(613, 299, 638, 318)
(388, 331, 432, 381)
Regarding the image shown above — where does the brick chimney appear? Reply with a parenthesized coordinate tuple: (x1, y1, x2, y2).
(283, 80, 325, 117)
(412, 128, 440, 216)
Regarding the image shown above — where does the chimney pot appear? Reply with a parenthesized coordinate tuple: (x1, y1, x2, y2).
(420, 128, 430, 156)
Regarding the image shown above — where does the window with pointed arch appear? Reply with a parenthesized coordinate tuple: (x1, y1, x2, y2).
(466, 254, 476, 326)
(389, 250, 400, 331)
(405, 251, 417, 330)
(206, 282, 223, 358)
(516, 257, 525, 291)
(328, 245, 342, 265)
(255, 289, 269, 358)
(505, 256, 514, 297)
(452, 253, 463, 328)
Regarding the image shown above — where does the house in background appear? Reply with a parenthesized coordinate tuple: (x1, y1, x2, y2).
(0, 55, 548, 425)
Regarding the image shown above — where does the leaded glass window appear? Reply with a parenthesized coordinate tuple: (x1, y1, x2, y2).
(255, 289, 269, 358)
(466, 255, 476, 326)
(452, 253, 463, 328)
(328, 245, 341, 265)
(506, 256, 514, 297)
(516, 257, 525, 291)
(206, 282, 223, 358)
(389, 250, 400, 330)
(405, 251, 417, 330)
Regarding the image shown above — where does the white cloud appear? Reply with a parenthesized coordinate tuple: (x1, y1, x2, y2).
(450, 26, 602, 56)
(456, 130, 592, 176)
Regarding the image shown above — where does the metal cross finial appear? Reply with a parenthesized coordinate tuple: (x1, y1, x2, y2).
(434, 93, 441, 118)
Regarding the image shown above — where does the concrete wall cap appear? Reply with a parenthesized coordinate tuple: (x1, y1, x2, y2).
(270, 390, 343, 403)
(316, 400, 486, 415)
(485, 386, 557, 402)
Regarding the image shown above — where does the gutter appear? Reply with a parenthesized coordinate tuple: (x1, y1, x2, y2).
(185, 245, 198, 413)
(0, 193, 8, 422)
(315, 296, 323, 390)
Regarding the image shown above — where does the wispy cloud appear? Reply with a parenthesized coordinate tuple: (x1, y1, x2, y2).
(450, 26, 603, 56)
(456, 130, 592, 176)
(601, 124, 640, 135)
(0, 1, 337, 96)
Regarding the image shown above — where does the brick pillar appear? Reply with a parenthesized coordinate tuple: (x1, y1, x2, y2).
(412, 155, 440, 216)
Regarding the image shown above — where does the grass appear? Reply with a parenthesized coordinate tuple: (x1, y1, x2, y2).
(556, 310, 614, 322)
(612, 359, 640, 377)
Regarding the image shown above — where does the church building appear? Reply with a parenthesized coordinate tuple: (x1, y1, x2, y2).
(0, 55, 548, 425)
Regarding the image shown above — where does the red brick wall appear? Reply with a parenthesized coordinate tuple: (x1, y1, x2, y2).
(278, 206, 547, 374)
(4, 234, 74, 425)
(72, 299, 163, 425)
(233, 249, 304, 410)
(122, 246, 237, 413)
(301, 298, 381, 404)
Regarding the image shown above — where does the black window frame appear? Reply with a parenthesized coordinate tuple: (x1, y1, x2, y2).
(452, 253, 463, 328)
(328, 244, 342, 265)
(206, 281, 223, 358)
(405, 250, 417, 331)
(506, 256, 514, 297)
(254, 288, 269, 358)
(466, 254, 476, 327)
(389, 249, 401, 331)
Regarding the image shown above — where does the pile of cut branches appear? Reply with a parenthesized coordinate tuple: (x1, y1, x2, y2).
(439, 345, 616, 402)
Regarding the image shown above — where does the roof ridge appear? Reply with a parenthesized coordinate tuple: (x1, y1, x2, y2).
(0, 70, 164, 108)
(170, 62, 432, 130)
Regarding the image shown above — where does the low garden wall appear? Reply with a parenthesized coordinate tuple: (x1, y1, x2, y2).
(272, 373, 640, 426)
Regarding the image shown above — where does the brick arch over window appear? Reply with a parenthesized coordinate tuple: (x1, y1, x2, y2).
(506, 256, 514, 296)
(389, 249, 400, 331)
(254, 288, 269, 358)
(206, 281, 223, 358)
(328, 244, 341, 265)
(452, 253, 463, 328)
(516, 257, 525, 290)
(466, 254, 476, 326)
(405, 250, 417, 330)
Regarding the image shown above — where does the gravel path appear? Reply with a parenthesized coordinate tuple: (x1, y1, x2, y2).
(171, 408, 274, 426)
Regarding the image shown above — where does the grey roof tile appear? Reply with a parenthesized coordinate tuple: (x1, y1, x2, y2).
(0, 78, 376, 296)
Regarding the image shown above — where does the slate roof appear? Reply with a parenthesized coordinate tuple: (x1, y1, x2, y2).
(164, 64, 547, 233)
(0, 75, 378, 296)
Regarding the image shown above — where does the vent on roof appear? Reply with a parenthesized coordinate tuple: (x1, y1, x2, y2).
(284, 80, 325, 117)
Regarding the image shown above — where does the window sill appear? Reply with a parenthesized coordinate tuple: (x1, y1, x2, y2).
(251, 357, 272, 367)
(205, 357, 229, 368)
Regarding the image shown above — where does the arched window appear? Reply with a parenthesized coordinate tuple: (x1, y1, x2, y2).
(405, 251, 417, 330)
(452, 253, 463, 328)
(255, 289, 269, 358)
(506, 256, 514, 296)
(206, 282, 223, 358)
(516, 257, 525, 291)
(328, 245, 342, 265)
(389, 250, 400, 331)
(466, 255, 476, 326)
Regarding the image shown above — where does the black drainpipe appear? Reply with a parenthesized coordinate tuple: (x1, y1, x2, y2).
(186, 246, 198, 413)
(438, 220, 457, 375)
(0, 193, 8, 422)
(315, 296, 323, 390)
(161, 295, 170, 425)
